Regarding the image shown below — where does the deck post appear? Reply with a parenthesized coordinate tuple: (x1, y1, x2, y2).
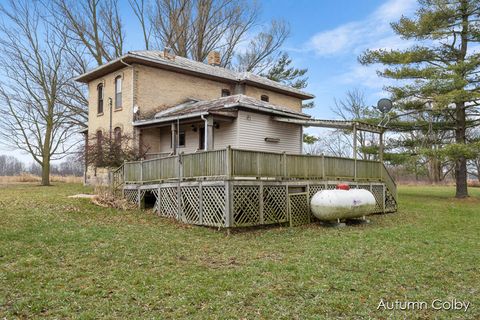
(179, 152, 184, 181)
(282, 151, 287, 179)
(321, 153, 325, 179)
(353, 123, 357, 181)
(198, 181, 203, 224)
(140, 159, 143, 184)
(177, 153, 183, 221)
(226, 145, 232, 178)
(225, 180, 233, 227)
(259, 182, 264, 224)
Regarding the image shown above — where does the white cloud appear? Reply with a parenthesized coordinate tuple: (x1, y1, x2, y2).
(306, 0, 417, 56)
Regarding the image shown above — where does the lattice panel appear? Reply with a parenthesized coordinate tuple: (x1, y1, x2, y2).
(371, 185, 384, 213)
(309, 184, 326, 200)
(233, 186, 260, 226)
(159, 187, 178, 218)
(139, 189, 147, 203)
(288, 193, 310, 227)
(202, 186, 226, 227)
(150, 189, 160, 213)
(263, 186, 287, 223)
(124, 189, 138, 204)
(181, 186, 200, 224)
(326, 183, 337, 190)
(385, 189, 397, 212)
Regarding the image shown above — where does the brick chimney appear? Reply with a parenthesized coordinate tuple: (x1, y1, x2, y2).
(207, 51, 221, 66)
(163, 47, 175, 61)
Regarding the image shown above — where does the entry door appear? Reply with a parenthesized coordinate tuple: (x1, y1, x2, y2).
(199, 127, 205, 150)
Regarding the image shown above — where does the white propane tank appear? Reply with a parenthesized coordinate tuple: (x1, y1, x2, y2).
(310, 188, 376, 221)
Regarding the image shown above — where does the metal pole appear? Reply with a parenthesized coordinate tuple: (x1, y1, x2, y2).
(353, 123, 357, 181)
(379, 131, 384, 180)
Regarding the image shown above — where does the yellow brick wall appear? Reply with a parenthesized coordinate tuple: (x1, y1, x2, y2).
(135, 64, 235, 115)
(87, 66, 134, 138)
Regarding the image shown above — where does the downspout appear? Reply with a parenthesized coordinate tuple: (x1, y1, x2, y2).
(201, 114, 208, 150)
(120, 59, 139, 151)
(108, 97, 113, 140)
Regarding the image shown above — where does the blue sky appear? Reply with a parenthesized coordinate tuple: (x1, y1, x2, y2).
(2, 0, 419, 162)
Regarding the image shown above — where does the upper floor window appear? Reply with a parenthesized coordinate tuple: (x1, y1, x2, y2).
(261, 95, 269, 102)
(115, 76, 122, 109)
(97, 83, 104, 114)
(221, 89, 230, 97)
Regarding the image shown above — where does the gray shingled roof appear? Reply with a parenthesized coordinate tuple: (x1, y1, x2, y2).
(75, 50, 314, 99)
(155, 94, 309, 118)
(133, 94, 310, 127)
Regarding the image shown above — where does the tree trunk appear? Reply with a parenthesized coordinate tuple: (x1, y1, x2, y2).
(41, 160, 50, 186)
(455, 102, 468, 198)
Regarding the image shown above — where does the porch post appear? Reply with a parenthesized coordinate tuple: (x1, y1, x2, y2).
(206, 115, 214, 150)
(353, 123, 357, 181)
(171, 122, 177, 155)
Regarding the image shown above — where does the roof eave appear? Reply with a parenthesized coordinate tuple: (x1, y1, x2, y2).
(240, 79, 315, 100)
(74, 53, 316, 100)
(225, 102, 311, 120)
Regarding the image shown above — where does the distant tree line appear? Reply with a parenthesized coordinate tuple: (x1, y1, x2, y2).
(0, 155, 83, 177)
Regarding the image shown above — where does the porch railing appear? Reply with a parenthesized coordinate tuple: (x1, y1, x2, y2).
(121, 147, 396, 199)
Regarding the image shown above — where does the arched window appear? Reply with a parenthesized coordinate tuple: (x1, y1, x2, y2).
(114, 127, 122, 145)
(261, 95, 269, 102)
(97, 83, 104, 114)
(114, 76, 122, 109)
(221, 89, 230, 97)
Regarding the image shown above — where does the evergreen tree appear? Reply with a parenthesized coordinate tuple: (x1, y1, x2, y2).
(262, 53, 308, 89)
(262, 52, 313, 108)
(359, 0, 480, 198)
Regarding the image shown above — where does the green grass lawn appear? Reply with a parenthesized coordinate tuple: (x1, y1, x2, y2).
(0, 184, 479, 319)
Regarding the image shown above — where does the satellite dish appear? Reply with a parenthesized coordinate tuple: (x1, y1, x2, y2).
(377, 98, 393, 113)
(133, 105, 139, 114)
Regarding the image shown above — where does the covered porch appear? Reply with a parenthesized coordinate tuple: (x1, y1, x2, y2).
(137, 112, 236, 160)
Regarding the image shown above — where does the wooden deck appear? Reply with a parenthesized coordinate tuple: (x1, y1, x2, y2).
(112, 147, 397, 228)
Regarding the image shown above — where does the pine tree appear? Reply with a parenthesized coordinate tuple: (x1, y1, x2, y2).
(262, 52, 314, 108)
(359, 0, 480, 198)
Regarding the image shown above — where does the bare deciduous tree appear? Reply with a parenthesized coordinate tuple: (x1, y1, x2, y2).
(332, 89, 379, 160)
(129, 0, 152, 50)
(0, 155, 25, 176)
(142, 0, 288, 72)
(51, 0, 125, 66)
(0, 0, 76, 185)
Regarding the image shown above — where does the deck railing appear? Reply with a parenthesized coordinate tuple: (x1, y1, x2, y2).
(122, 147, 396, 196)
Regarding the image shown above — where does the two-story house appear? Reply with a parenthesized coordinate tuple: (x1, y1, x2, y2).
(76, 50, 315, 184)
(76, 49, 397, 228)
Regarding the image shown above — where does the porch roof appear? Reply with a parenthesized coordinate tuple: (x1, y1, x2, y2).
(133, 94, 311, 127)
